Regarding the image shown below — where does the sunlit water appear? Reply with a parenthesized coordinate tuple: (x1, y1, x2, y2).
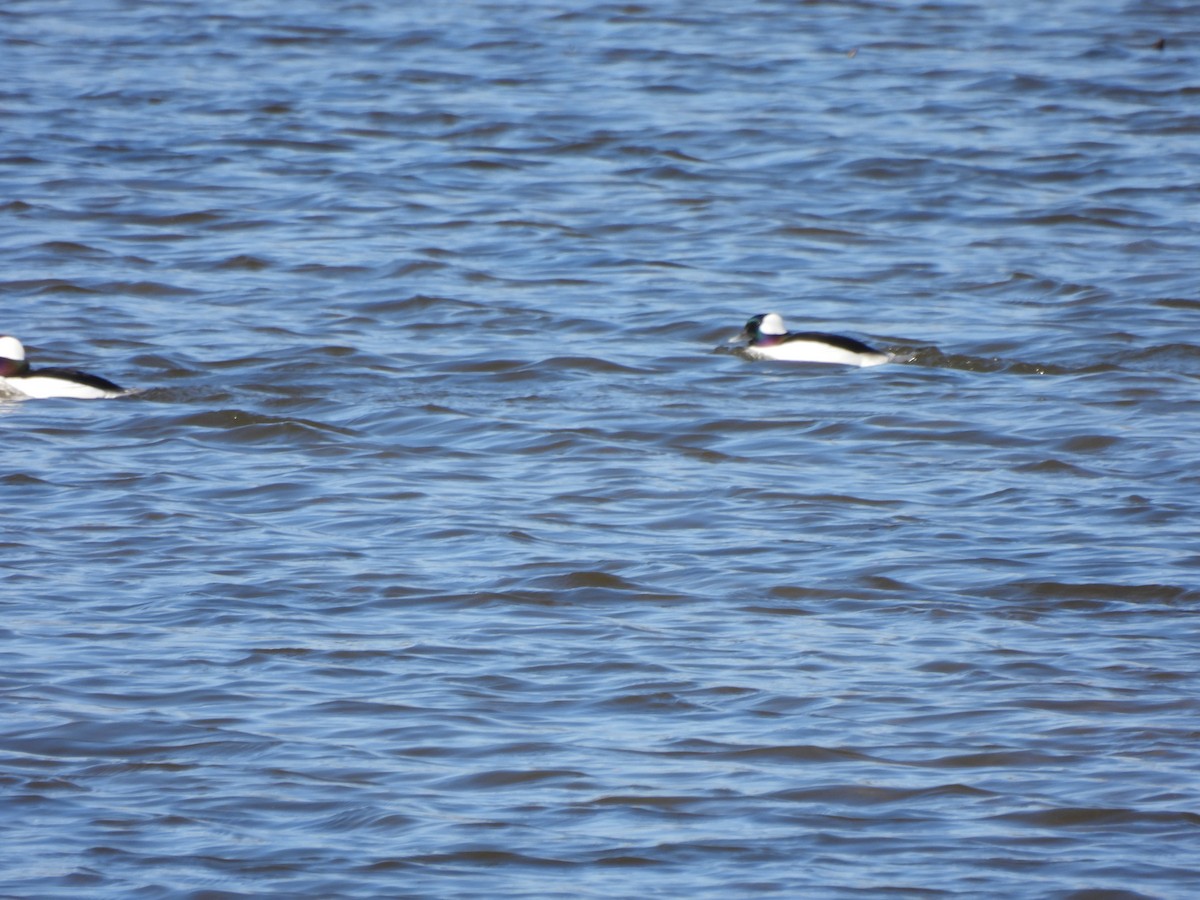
(3, 1, 1200, 897)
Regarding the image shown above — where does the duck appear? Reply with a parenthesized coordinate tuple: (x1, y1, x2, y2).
(0, 335, 125, 399)
(731, 312, 892, 367)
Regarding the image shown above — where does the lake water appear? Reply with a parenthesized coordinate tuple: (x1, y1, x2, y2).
(3, 1, 1200, 897)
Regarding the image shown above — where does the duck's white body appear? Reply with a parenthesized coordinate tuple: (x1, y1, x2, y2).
(0, 373, 122, 400)
(0, 336, 125, 399)
(733, 313, 892, 367)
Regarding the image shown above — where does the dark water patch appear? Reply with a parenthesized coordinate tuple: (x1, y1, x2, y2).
(768, 224, 878, 245)
(36, 240, 110, 257)
(1056, 433, 1121, 453)
(166, 409, 361, 444)
(773, 783, 994, 805)
(512, 570, 684, 604)
(920, 750, 1075, 769)
(2, 278, 101, 295)
(995, 807, 1200, 830)
(984, 580, 1200, 608)
(440, 768, 590, 791)
(212, 254, 274, 271)
(405, 849, 577, 870)
(120, 210, 228, 227)
(361, 293, 489, 317)
(1012, 459, 1101, 478)
(101, 280, 198, 297)
(230, 137, 354, 154)
(533, 356, 655, 375)
(289, 262, 374, 278)
(427, 357, 529, 376)
(1154, 297, 1200, 312)
(720, 744, 884, 765)
(0, 472, 53, 486)
(1023, 212, 1134, 230)
(387, 259, 450, 277)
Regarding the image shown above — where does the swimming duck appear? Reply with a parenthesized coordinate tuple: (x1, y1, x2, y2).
(0, 335, 125, 399)
(732, 313, 892, 367)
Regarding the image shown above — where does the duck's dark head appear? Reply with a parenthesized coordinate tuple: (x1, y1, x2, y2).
(0, 335, 30, 377)
(731, 313, 786, 345)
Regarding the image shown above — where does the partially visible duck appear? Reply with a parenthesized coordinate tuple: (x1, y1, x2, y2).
(732, 312, 892, 367)
(0, 335, 125, 399)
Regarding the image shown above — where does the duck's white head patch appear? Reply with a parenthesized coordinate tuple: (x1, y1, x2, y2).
(0, 336, 26, 362)
(758, 313, 788, 335)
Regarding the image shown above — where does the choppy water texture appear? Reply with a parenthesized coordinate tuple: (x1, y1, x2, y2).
(3, 1, 1200, 897)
